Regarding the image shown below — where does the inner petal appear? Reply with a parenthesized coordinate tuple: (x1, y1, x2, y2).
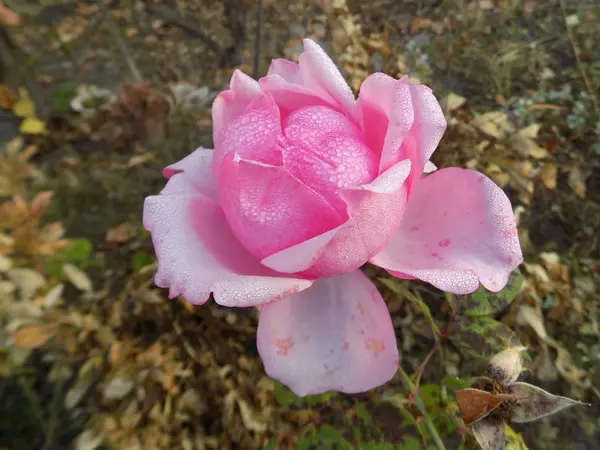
(281, 106, 377, 213)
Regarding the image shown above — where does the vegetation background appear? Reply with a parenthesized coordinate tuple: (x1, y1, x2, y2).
(0, 0, 598, 449)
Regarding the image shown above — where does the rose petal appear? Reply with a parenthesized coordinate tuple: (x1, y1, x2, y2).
(218, 153, 345, 260)
(257, 270, 398, 396)
(267, 59, 303, 85)
(298, 39, 356, 115)
(161, 148, 219, 202)
(282, 105, 378, 214)
(357, 73, 446, 186)
(212, 70, 262, 149)
(143, 152, 312, 307)
(261, 159, 411, 277)
(371, 168, 523, 294)
(259, 73, 339, 117)
(212, 93, 283, 177)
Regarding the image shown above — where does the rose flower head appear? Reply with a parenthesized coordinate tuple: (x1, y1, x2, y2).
(143, 39, 523, 396)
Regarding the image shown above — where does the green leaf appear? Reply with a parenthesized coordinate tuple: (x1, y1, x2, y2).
(273, 380, 333, 407)
(296, 424, 317, 450)
(133, 251, 154, 271)
(317, 424, 352, 449)
(400, 436, 421, 450)
(449, 316, 520, 360)
(263, 439, 277, 450)
(462, 269, 524, 317)
(505, 425, 529, 450)
(355, 402, 372, 425)
(63, 238, 92, 262)
(52, 82, 76, 113)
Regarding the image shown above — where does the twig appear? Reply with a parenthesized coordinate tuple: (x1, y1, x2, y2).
(253, 0, 264, 78)
(397, 365, 448, 450)
(98, 0, 142, 81)
(144, 1, 224, 59)
(559, 0, 600, 121)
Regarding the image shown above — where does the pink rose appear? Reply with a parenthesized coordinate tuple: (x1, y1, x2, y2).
(143, 39, 522, 396)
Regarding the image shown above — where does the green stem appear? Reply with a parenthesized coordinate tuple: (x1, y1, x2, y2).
(397, 365, 447, 450)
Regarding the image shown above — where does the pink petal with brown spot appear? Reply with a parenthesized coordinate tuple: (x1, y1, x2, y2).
(256, 270, 398, 396)
(370, 168, 523, 294)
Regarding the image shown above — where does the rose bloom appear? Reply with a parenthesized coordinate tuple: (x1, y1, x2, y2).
(143, 39, 522, 396)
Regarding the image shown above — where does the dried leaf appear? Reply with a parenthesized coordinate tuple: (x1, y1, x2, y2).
(13, 324, 54, 349)
(20, 117, 46, 135)
(0, 253, 11, 272)
(539, 163, 557, 189)
(105, 222, 133, 244)
(12, 98, 35, 118)
(236, 397, 267, 432)
(472, 418, 506, 450)
(568, 167, 586, 198)
(506, 382, 590, 423)
(63, 263, 93, 292)
(487, 346, 527, 383)
(75, 430, 103, 450)
(102, 377, 134, 400)
(7, 268, 45, 301)
(443, 93, 467, 113)
(456, 389, 515, 425)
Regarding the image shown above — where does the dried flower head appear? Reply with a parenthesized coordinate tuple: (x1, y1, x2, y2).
(456, 346, 590, 450)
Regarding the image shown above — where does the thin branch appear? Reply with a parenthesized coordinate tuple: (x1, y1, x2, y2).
(559, 0, 600, 121)
(253, 0, 264, 78)
(144, 1, 224, 59)
(98, 0, 142, 81)
(397, 365, 448, 450)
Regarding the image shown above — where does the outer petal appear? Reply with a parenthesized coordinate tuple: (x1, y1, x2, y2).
(298, 39, 356, 115)
(218, 153, 345, 260)
(212, 70, 262, 149)
(257, 270, 398, 396)
(143, 151, 313, 307)
(261, 159, 411, 277)
(357, 73, 446, 187)
(370, 168, 523, 294)
(161, 148, 219, 202)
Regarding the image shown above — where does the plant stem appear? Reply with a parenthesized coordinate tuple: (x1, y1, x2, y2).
(397, 364, 448, 450)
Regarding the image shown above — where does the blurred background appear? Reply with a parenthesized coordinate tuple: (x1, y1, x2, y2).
(0, 0, 598, 449)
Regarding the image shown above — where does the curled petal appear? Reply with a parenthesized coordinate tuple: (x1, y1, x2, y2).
(267, 58, 303, 84)
(371, 168, 523, 294)
(472, 418, 506, 450)
(357, 73, 446, 186)
(257, 270, 398, 396)
(298, 39, 356, 115)
(506, 382, 590, 423)
(143, 151, 312, 307)
(261, 159, 411, 277)
(161, 148, 219, 202)
(218, 153, 344, 260)
(259, 73, 339, 117)
(212, 70, 261, 149)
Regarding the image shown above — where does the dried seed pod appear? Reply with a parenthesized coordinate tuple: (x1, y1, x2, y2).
(487, 346, 527, 383)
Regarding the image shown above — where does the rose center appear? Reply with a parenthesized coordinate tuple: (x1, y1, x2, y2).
(281, 106, 377, 214)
